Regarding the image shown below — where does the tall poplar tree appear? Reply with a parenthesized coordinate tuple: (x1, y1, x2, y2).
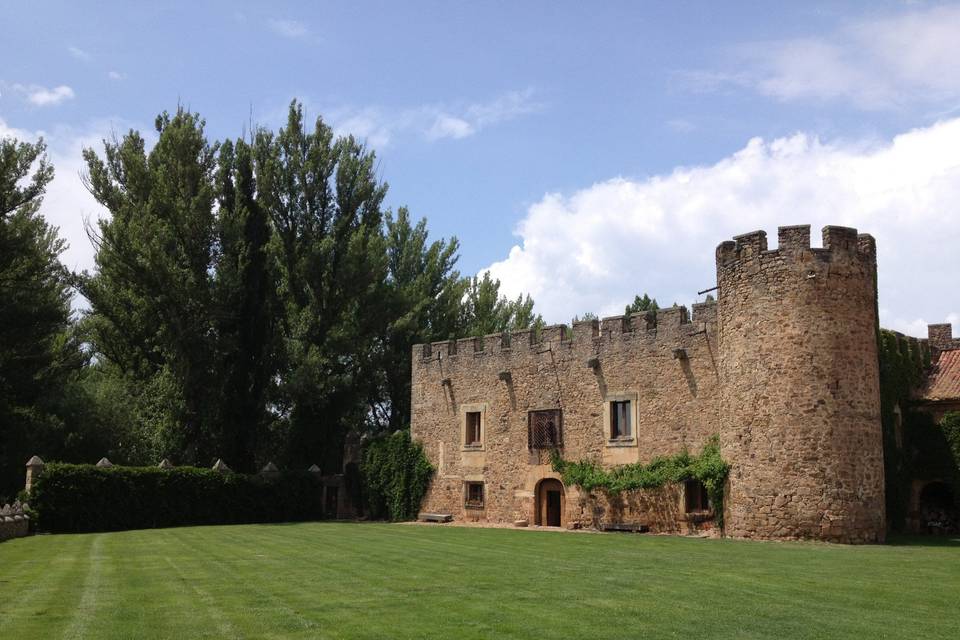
(80, 109, 221, 463)
(213, 138, 279, 470)
(254, 101, 388, 471)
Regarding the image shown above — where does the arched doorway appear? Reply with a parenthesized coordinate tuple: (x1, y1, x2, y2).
(535, 478, 565, 527)
(919, 481, 956, 533)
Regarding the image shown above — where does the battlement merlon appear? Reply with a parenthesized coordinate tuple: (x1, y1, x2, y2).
(412, 301, 717, 362)
(716, 225, 877, 267)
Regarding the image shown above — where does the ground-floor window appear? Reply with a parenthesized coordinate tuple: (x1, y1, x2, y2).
(465, 482, 485, 509)
(684, 479, 710, 513)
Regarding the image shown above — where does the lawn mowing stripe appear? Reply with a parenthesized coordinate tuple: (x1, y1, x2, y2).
(61, 533, 105, 640)
(1, 524, 956, 639)
(176, 526, 327, 637)
(158, 528, 254, 639)
(0, 534, 84, 614)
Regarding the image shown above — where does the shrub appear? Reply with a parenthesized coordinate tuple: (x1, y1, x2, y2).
(30, 463, 325, 533)
(361, 430, 433, 521)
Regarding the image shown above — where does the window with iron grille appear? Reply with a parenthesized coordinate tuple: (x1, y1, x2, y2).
(528, 409, 563, 449)
(465, 482, 484, 509)
(684, 479, 710, 513)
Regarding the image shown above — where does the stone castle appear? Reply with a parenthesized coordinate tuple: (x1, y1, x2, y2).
(410, 224, 887, 543)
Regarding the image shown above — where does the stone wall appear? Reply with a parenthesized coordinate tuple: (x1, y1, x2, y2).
(715, 225, 885, 543)
(0, 502, 30, 542)
(411, 224, 887, 543)
(411, 302, 722, 531)
(928, 323, 960, 363)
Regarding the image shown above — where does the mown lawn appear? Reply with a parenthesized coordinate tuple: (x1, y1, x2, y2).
(0, 523, 957, 639)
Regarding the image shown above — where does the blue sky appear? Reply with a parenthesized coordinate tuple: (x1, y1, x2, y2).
(2, 1, 959, 336)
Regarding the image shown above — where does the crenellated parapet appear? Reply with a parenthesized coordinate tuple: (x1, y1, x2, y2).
(415, 301, 718, 364)
(716, 225, 876, 271)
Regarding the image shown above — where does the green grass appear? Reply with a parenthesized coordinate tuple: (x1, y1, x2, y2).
(0, 524, 957, 639)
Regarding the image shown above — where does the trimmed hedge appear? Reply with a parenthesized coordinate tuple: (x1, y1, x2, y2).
(30, 463, 326, 533)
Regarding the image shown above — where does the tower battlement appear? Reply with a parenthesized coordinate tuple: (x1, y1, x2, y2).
(716, 225, 876, 268)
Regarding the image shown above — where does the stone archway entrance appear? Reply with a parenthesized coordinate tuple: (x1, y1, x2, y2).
(536, 478, 565, 527)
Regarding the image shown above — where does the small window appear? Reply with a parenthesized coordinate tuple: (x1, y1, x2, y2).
(610, 400, 632, 439)
(684, 479, 710, 513)
(528, 409, 563, 449)
(465, 411, 482, 446)
(465, 482, 484, 509)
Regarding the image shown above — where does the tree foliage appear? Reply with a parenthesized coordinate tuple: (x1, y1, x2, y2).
(0, 136, 87, 497)
(462, 272, 543, 337)
(625, 293, 659, 315)
(0, 102, 546, 505)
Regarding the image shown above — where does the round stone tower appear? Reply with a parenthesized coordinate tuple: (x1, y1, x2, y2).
(715, 225, 885, 543)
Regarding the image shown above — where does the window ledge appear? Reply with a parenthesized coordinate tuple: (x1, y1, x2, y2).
(461, 444, 484, 452)
(605, 437, 636, 448)
(464, 503, 485, 510)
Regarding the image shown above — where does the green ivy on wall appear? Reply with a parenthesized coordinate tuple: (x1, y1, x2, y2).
(360, 430, 434, 521)
(550, 435, 730, 526)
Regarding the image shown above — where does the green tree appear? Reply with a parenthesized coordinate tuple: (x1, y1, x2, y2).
(212, 138, 280, 470)
(571, 312, 598, 324)
(374, 207, 464, 431)
(80, 109, 221, 464)
(253, 101, 388, 471)
(0, 136, 81, 496)
(462, 272, 543, 337)
(625, 293, 659, 315)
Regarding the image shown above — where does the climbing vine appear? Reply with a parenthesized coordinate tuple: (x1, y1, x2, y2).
(360, 430, 434, 521)
(550, 435, 730, 526)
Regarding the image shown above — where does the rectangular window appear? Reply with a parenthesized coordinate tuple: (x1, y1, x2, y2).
(465, 411, 482, 446)
(465, 482, 484, 509)
(610, 400, 632, 439)
(528, 409, 563, 449)
(684, 479, 710, 513)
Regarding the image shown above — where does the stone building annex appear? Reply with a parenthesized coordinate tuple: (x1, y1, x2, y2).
(411, 224, 902, 544)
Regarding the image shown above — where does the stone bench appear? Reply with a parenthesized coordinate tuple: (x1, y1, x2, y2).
(418, 513, 453, 523)
(601, 522, 648, 533)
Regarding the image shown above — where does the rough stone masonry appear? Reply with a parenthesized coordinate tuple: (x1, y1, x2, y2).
(410, 225, 885, 543)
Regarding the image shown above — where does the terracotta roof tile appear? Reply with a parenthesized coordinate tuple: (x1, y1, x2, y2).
(921, 349, 960, 401)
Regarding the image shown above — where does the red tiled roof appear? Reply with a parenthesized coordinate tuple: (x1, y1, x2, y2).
(921, 349, 960, 402)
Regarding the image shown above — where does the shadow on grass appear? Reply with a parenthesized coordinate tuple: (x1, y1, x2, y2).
(885, 533, 960, 547)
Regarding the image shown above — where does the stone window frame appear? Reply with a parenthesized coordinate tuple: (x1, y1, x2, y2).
(464, 481, 485, 509)
(603, 391, 639, 447)
(460, 402, 487, 451)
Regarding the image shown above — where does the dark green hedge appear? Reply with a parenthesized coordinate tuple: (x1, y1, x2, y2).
(30, 463, 326, 533)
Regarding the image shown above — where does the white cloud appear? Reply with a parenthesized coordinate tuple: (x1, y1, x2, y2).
(330, 88, 542, 146)
(268, 18, 308, 39)
(690, 5, 960, 110)
(426, 115, 474, 140)
(67, 45, 91, 61)
(107, 71, 125, 81)
(484, 118, 960, 338)
(13, 84, 76, 106)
